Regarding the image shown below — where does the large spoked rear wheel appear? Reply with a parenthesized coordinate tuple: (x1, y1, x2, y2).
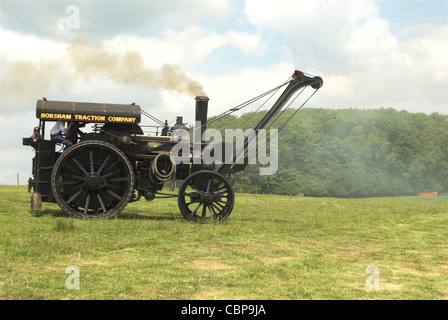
(51, 140, 134, 219)
(178, 170, 235, 224)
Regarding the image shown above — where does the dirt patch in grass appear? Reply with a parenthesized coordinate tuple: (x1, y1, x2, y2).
(183, 258, 234, 270)
(77, 260, 106, 266)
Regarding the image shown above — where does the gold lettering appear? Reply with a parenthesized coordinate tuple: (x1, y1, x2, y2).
(73, 115, 106, 122)
(107, 116, 136, 123)
(40, 113, 71, 120)
(39, 112, 137, 123)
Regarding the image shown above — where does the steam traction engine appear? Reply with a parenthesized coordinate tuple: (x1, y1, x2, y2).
(23, 71, 323, 223)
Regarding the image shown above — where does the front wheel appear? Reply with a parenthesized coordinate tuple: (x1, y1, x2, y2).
(177, 170, 235, 224)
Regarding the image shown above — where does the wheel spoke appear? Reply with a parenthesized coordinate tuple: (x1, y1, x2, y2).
(63, 163, 82, 175)
(211, 202, 222, 212)
(191, 202, 202, 217)
(107, 184, 121, 191)
(67, 189, 83, 204)
(208, 204, 215, 216)
(106, 189, 123, 201)
(105, 159, 121, 173)
(202, 205, 207, 218)
(62, 173, 84, 180)
(96, 193, 107, 213)
(190, 184, 201, 193)
(214, 190, 228, 197)
(214, 201, 226, 209)
(97, 154, 110, 175)
(186, 199, 200, 206)
(60, 180, 81, 186)
(89, 150, 95, 173)
(72, 157, 89, 176)
(83, 193, 91, 215)
(182, 191, 199, 197)
(102, 169, 121, 179)
(108, 177, 130, 183)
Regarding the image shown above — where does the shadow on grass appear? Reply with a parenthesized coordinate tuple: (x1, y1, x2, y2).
(30, 209, 181, 221)
(116, 211, 180, 221)
(31, 209, 67, 218)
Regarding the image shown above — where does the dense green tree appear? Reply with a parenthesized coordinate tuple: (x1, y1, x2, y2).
(208, 107, 448, 198)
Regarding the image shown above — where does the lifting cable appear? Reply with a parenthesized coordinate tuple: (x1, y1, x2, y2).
(228, 86, 321, 172)
(140, 75, 298, 134)
(238, 74, 293, 131)
(141, 109, 166, 127)
(191, 81, 291, 134)
(262, 87, 306, 131)
(255, 88, 321, 157)
(139, 72, 315, 133)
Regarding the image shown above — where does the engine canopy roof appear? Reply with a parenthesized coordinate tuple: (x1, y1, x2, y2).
(36, 99, 141, 124)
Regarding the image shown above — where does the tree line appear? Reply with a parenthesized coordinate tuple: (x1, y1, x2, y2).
(207, 107, 448, 198)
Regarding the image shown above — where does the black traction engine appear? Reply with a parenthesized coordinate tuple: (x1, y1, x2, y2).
(23, 71, 323, 223)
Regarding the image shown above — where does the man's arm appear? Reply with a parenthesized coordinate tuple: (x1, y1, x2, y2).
(63, 122, 73, 135)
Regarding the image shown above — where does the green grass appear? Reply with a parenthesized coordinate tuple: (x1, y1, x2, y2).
(1, 185, 448, 300)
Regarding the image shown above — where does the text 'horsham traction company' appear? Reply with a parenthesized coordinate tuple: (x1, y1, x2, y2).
(39, 113, 137, 123)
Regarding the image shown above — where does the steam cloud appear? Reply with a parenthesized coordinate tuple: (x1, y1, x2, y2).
(67, 42, 206, 96)
(0, 59, 69, 112)
(0, 40, 205, 113)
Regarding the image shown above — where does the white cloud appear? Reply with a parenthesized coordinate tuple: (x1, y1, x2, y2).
(0, 27, 66, 61)
(0, 147, 36, 185)
(244, 0, 388, 71)
(196, 61, 297, 117)
(244, 0, 448, 113)
(223, 30, 266, 56)
(0, 0, 232, 41)
(102, 27, 265, 68)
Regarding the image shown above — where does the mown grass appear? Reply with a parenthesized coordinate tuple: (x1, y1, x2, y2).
(1, 185, 447, 300)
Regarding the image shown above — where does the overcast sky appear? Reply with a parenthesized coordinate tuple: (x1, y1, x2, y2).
(0, 0, 447, 185)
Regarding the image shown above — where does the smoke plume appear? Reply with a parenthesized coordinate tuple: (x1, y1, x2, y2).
(66, 41, 206, 96)
(0, 40, 205, 113)
(0, 58, 69, 112)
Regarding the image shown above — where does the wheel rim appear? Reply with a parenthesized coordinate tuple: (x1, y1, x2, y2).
(52, 141, 134, 219)
(178, 170, 235, 223)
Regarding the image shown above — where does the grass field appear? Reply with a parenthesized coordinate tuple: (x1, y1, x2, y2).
(1, 185, 448, 300)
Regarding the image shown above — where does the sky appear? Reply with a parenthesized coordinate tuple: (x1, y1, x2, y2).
(0, 0, 447, 185)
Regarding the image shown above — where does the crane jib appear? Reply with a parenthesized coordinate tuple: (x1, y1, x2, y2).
(253, 71, 323, 132)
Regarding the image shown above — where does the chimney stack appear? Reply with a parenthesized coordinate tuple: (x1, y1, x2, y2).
(195, 96, 209, 146)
